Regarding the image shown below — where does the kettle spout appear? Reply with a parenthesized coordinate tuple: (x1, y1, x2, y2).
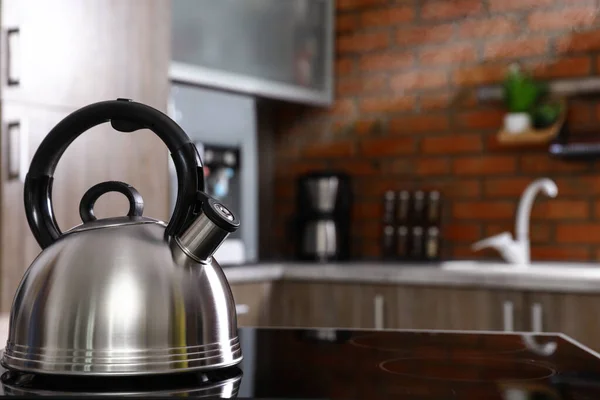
(174, 194, 240, 263)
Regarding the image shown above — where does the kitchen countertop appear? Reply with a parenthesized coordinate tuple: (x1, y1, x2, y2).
(223, 261, 600, 294)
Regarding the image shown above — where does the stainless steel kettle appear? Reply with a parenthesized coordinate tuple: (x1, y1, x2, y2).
(1, 99, 242, 376)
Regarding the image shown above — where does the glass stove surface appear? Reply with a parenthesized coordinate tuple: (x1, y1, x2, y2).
(2, 327, 600, 399)
(235, 327, 600, 399)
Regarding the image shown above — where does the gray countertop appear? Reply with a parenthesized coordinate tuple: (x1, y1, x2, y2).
(223, 261, 600, 294)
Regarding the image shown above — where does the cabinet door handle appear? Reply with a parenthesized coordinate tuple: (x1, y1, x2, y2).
(374, 295, 385, 330)
(235, 304, 250, 315)
(6, 121, 24, 181)
(531, 303, 543, 332)
(6, 28, 20, 86)
(502, 301, 514, 332)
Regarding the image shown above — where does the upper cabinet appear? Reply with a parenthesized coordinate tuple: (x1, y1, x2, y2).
(1, 0, 170, 109)
(170, 0, 334, 106)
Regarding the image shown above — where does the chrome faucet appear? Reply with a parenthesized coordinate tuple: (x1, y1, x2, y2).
(471, 178, 558, 265)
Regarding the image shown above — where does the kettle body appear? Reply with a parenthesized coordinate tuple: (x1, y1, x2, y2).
(1, 99, 242, 376)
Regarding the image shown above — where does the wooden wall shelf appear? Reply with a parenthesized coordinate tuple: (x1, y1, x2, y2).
(477, 77, 600, 101)
(497, 126, 560, 146)
(496, 99, 566, 147)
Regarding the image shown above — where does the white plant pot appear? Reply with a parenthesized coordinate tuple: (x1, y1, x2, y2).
(504, 113, 531, 134)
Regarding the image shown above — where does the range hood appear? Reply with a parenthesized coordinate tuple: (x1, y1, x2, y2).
(170, 0, 334, 106)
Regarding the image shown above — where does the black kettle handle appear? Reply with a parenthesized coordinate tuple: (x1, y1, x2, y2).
(24, 98, 203, 249)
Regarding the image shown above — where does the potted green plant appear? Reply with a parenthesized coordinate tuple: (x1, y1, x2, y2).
(532, 100, 563, 129)
(502, 64, 543, 134)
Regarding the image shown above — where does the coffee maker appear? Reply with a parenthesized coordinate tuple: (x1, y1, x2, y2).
(294, 172, 352, 262)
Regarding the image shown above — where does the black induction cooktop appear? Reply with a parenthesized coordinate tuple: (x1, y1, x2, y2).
(2, 327, 600, 399)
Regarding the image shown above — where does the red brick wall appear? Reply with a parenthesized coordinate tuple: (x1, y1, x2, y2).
(271, 0, 600, 262)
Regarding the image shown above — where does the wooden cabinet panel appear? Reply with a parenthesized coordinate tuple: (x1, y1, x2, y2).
(342, 283, 396, 329)
(0, 106, 168, 312)
(312, 282, 396, 329)
(228, 280, 600, 353)
(0, 103, 68, 309)
(0, 107, 170, 313)
(269, 281, 334, 328)
(269, 281, 402, 330)
(1, 0, 170, 110)
(489, 290, 527, 332)
(0, 0, 171, 311)
(524, 292, 600, 352)
(0, 104, 171, 307)
(230, 282, 272, 327)
(389, 286, 490, 330)
(388, 286, 526, 332)
(267, 281, 527, 332)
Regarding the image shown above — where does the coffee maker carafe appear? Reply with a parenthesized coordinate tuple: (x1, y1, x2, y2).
(294, 172, 352, 262)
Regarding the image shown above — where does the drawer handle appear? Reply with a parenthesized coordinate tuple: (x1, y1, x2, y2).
(236, 304, 250, 315)
(7, 121, 25, 181)
(522, 334, 557, 356)
(374, 295, 385, 330)
(531, 303, 543, 333)
(6, 28, 20, 86)
(502, 301, 514, 332)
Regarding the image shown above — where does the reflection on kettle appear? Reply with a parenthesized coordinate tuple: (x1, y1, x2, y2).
(499, 383, 560, 400)
(522, 334, 558, 357)
(1, 368, 243, 397)
(1, 99, 243, 377)
(296, 329, 353, 345)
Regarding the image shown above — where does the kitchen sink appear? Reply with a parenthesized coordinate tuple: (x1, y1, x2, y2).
(440, 261, 600, 278)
